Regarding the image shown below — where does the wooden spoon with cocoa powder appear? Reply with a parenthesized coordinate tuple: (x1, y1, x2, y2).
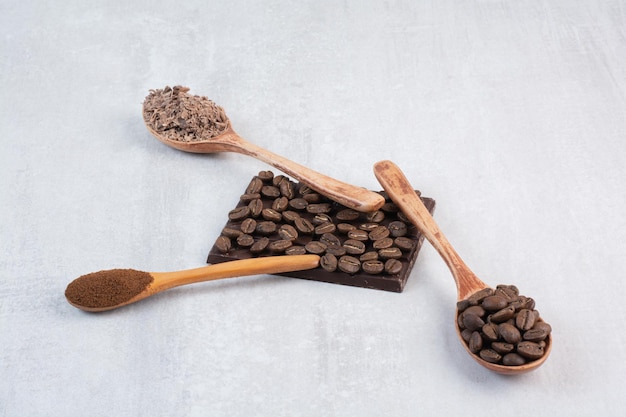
(65, 255, 320, 312)
(142, 86, 385, 213)
(373, 160, 551, 375)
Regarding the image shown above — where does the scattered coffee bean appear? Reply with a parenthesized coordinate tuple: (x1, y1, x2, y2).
(261, 185, 280, 198)
(384, 259, 403, 274)
(388, 221, 408, 237)
(250, 237, 269, 253)
(228, 206, 250, 221)
(256, 221, 277, 235)
(338, 256, 361, 274)
(214, 235, 231, 253)
(248, 199, 263, 217)
(320, 253, 338, 272)
(240, 218, 257, 234)
(268, 239, 292, 253)
(278, 224, 298, 241)
(362, 260, 384, 274)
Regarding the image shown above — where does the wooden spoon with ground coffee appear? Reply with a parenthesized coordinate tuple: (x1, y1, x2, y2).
(65, 254, 320, 312)
(142, 86, 385, 213)
(373, 160, 551, 375)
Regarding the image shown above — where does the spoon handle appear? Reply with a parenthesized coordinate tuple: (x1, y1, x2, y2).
(228, 134, 385, 212)
(373, 160, 488, 300)
(150, 254, 321, 292)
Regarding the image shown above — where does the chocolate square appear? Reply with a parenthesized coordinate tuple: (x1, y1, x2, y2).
(207, 171, 435, 292)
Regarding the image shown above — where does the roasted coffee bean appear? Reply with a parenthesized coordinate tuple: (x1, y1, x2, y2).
(312, 213, 333, 225)
(320, 253, 338, 272)
(343, 239, 366, 255)
(320, 232, 341, 247)
(261, 208, 282, 222)
(282, 210, 300, 223)
(456, 299, 471, 312)
(338, 255, 361, 274)
(502, 353, 526, 366)
(360, 251, 379, 262)
(257, 170, 274, 182)
(236, 234, 254, 247)
(289, 198, 308, 210)
(394, 237, 414, 251)
(369, 226, 390, 241)
(302, 193, 322, 203)
(479, 349, 502, 364)
(337, 223, 356, 234)
(397, 211, 410, 223)
(315, 222, 336, 235)
(498, 323, 522, 344)
(298, 185, 314, 195)
(491, 342, 515, 354)
(516, 309, 538, 331)
(307, 203, 332, 214)
(279, 179, 295, 199)
(347, 229, 369, 241)
(240, 218, 257, 234)
(372, 237, 393, 249)
(228, 206, 251, 221)
(326, 245, 346, 256)
(250, 237, 269, 253)
(464, 305, 486, 317)
(482, 295, 508, 311)
(240, 193, 261, 202)
(221, 227, 243, 238)
(261, 185, 281, 198)
(285, 245, 306, 255)
(248, 199, 263, 217)
(269, 239, 292, 253)
(384, 259, 403, 274)
(245, 177, 263, 194)
(278, 224, 298, 241)
(381, 202, 399, 213)
(490, 305, 516, 323)
(336, 209, 360, 221)
(517, 341, 544, 360)
(365, 210, 385, 223)
(215, 235, 231, 253)
(482, 322, 499, 342)
(461, 328, 473, 343)
(294, 217, 314, 234)
(469, 331, 483, 353)
(362, 260, 384, 274)
(272, 196, 289, 212)
(256, 221, 277, 235)
(359, 222, 379, 232)
(388, 221, 408, 237)
(272, 174, 287, 187)
(378, 247, 402, 260)
(467, 288, 493, 305)
(305, 241, 327, 255)
(462, 313, 485, 331)
(523, 322, 551, 342)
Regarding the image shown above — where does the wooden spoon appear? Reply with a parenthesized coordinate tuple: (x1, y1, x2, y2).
(65, 254, 320, 312)
(373, 160, 551, 375)
(142, 88, 385, 213)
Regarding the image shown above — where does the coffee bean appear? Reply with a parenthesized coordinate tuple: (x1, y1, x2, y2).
(336, 209, 360, 221)
(215, 235, 231, 253)
(248, 199, 263, 217)
(240, 218, 257, 234)
(523, 322, 551, 342)
(490, 305, 516, 323)
(461, 329, 473, 343)
(343, 239, 366, 255)
(257, 170, 274, 182)
(469, 331, 483, 353)
(221, 227, 243, 238)
(305, 241, 327, 255)
(285, 245, 306, 255)
(320, 253, 338, 272)
(236, 234, 254, 247)
(388, 221, 408, 237)
(278, 224, 298, 241)
(315, 222, 336, 235)
(482, 295, 508, 311)
(245, 177, 263, 194)
(359, 222, 379, 231)
(372, 237, 393, 249)
(256, 221, 277, 235)
(378, 247, 402, 260)
(307, 203, 332, 214)
(467, 288, 493, 305)
(240, 193, 261, 202)
(228, 206, 250, 221)
(294, 217, 315, 234)
(326, 245, 346, 256)
(272, 175, 287, 187)
(250, 237, 269, 253)
(261, 185, 280, 198)
(498, 323, 522, 344)
(279, 179, 295, 199)
(381, 202, 399, 213)
(502, 353, 526, 366)
(261, 208, 282, 222)
(360, 251, 379, 262)
(338, 255, 361, 274)
(482, 322, 499, 342)
(479, 349, 502, 364)
(289, 198, 308, 210)
(369, 225, 390, 241)
(337, 223, 356, 234)
(362, 260, 384, 274)
(517, 341, 544, 360)
(282, 210, 300, 223)
(269, 239, 292, 253)
(492, 342, 515, 354)
(394, 237, 414, 251)
(384, 259, 403, 274)
(515, 309, 537, 331)
(312, 213, 333, 225)
(298, 184, 314, 195)
(347, 229, 369, 241)
(272, 196, 289, 212)
(302, 193, 322, 203)
(320, 233, 341, 247)
(464, 305, 486, 317)
(365, 210, 385, 223)
(462, 313, 485, 331)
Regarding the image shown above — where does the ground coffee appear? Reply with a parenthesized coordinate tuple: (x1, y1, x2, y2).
(457, 285, 552, 366)
(65, 269, 153, 309)
(143, 85, 229, 142)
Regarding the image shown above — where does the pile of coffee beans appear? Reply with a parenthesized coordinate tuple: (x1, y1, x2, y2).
(214, 170, 427, 276)
(457, 285, 552, 366)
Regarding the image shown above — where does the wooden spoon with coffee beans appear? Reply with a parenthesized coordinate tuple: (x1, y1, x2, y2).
(142, 86, 385, 213)
(373, 160, 551, 375)
(65, 255, 320, 312)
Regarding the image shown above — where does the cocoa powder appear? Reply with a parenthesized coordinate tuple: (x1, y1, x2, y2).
(65, 269, 153, 309)
(143, 85, 229, 142)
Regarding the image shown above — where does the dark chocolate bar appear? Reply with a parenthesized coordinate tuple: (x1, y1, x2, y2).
(207, 171, 435, 292)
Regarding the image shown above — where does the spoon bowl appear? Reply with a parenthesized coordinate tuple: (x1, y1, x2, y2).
(66, 254, 320, 312)
(373, 160, 551, 375)
(142, 87, 385, 213)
